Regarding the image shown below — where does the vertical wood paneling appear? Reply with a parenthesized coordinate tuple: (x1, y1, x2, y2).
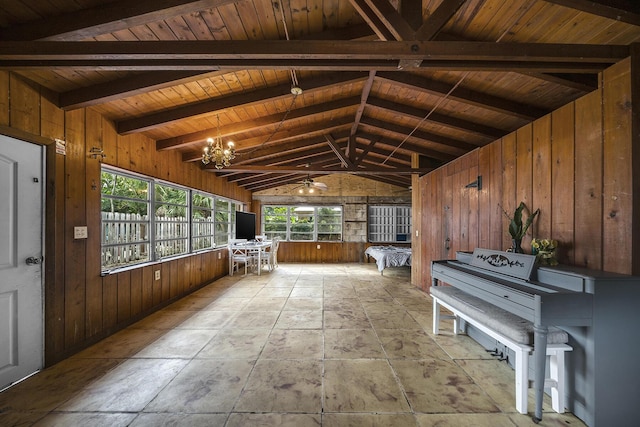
(141, 266, 154, 311)
(117, 271, 131, 324)
(130, 268, 142, 317)
(516, 125, 534, 249)
(551, 104, 575, 265)
(85, 108, 103, 338)
(467, 151, 479, 251)
(9, 75, 40, 135)
(477, 145, 491, 249)
(64, 108, 87, 347)
(532, 115, 552, 238)
(631, 45, 640, 276)
(102, 274, 118, 330)
(501, 134, 517, 251)
(0, 72, 8, 126)
(488, 140, 503, 249)
(602, 59, 633, 274)
(574, 90, 603, 269)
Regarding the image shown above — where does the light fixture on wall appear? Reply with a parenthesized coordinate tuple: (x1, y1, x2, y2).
(88, 146, 106, 161)
(202, 114, 235, 169)
(465, 175, 482, 191)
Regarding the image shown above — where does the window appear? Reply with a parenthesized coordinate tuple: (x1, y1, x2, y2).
(368, 205, 412, 243)
(262, 205, 343, 241)
(101, 166, 243, 272)
(101, 170, 151, 270)
(155, 183, 189, 258)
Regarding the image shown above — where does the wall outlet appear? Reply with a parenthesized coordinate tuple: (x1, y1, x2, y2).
(74, 226, 88, 239)
(218, 252, 221, 259)
(317, 244, 321, 249)
(154, 270, 161, 281)
(416, 230, 419, 237)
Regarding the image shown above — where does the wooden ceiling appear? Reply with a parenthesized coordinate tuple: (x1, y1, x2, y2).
(1, 0, 639, 191)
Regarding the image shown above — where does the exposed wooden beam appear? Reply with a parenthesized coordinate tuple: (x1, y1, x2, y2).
(119, 72, 366, 134)
(325, 134, 356, 169)
(360, 116, 477, 152)
(205, 165, 434, 174)
(0, 41, 627, 73)
(158, 95, 361, 150)
(415, 0, 468, 41)
(348, 0, 395, 40)
(59, 71, 216, 110)
(0, 0, 243, 41)
(363, 0, 416, 41)
(543, 0, 640, 26)
(366, 96, 505, 139)
(376, 72, 548, 120)
(356, 130, 456, 162)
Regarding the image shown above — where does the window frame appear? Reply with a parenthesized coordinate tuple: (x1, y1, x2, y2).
(262, 205, 343, 242)
(100, 165, 243, 273)
(368, 205, 412, 243)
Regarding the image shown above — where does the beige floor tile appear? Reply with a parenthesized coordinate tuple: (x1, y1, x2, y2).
(32, 412, 137, 427)
(324, 309, 372, 329)
(261, 329, 324, 359)
(197, 328, 270, 359)
(324, 359, 410, 412)
(390, 359, 500, 414)
(71, 327, 164, 359)
(224, 310, 280, 329)
(174, 310, 235, 329)
(145, 359, 254, 412)
(130, 413, 228, 427)
(324, 329, 385, 359)
(369, 310, 423, 330)
(59, 358, 187, 412)
(324, 297, 362, 311)
(244, 296, 288, 311)
(415, 413, 517, 427)
(227, 413, 322, 427)
(275, 309, 323, 329)
(376, 329, 450, 360)
(234, 359, 322, 413)
(323, 413, 418, 427)
(134, 329, 217, 358)
(283, 297, 323, 310)
(128, 308, 198, 329)
(291, 287, 324, 298)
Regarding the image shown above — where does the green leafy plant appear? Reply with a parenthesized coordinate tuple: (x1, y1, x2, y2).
(500, 202, 540, 240)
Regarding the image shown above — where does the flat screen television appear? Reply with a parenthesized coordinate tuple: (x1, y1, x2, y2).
(235, 211, 256, 241)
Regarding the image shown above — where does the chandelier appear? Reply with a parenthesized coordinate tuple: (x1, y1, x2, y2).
(202, 115, 235, 169)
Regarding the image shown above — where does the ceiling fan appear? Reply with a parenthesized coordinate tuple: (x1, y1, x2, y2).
(293, 175, 328, 194)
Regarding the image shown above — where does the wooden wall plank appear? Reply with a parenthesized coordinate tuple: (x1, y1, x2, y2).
(0, 71, 8, 126)
(467, 151, 479, 252)
(488, 139, 503, 250)
(141, 266, 154, 312)
(532, 115, 552, 239)
(64, 108, 87, 348)
(477, 145, 491, 249)
(574, 89, 603, 270)
(85, 108, 103, 338)
(516, 124, 534, 249)
(117, 271, 131, 324)
(551, 103, 575, 265)
(130, 268, 142, 317)
(501, 133, 517, 251)
(9, 74, 40, 135)
(102, 274, 118, 330)
(602, 58, 633, 274)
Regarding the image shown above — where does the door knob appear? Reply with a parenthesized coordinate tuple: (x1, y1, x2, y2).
(26, 256, 41, 265)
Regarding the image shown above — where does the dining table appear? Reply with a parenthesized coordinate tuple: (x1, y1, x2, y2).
(229, 240, 272, 276)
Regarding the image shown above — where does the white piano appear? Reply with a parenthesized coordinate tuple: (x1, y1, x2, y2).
(431, 249, 640, 427)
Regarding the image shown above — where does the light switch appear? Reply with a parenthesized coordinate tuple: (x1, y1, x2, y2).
(74, 226, 88, 239)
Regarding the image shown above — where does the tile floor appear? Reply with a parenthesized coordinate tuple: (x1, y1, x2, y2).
(0, 263, 587, 426)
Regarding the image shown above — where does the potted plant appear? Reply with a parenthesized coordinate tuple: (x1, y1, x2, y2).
(500, 201, 540, 253)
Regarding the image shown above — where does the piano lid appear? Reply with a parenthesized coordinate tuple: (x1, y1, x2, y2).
(468, 248, 537, 281)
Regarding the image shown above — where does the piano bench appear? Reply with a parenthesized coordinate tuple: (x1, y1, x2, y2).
(430, 285, 572, 416)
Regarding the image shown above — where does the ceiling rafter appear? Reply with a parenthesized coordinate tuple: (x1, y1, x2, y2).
(0, 0, 241, 41)
(543, 0, 640, 26)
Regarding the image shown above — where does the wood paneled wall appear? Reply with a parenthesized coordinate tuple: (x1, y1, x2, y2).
(412, 58, 639, 291)
(0, 71, 252, 366)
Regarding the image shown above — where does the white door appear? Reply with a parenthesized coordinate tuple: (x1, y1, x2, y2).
(0, 135, 44, 391)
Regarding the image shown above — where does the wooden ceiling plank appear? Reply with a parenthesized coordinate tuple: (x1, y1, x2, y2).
(543, 0, 640, 26)
(58, 71, 216, 109)
(356, 130, 455, 162)
(118, 72, 366, 134)
(376, 71, 548, 120)
(366, 95, 505, 139)
(157, 95, 361, 149)
(0, 0, 242, 41)
(209, 165, 434, 174)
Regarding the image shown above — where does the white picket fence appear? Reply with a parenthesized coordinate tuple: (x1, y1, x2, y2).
(101, 212, 215, 268)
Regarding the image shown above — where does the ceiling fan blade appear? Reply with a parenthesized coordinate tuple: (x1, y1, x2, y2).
(313, 182, 328, 190)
